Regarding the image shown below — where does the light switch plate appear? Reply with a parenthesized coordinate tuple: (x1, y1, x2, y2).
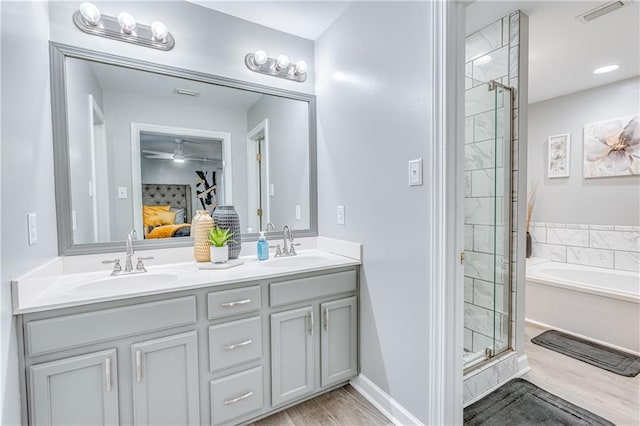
(27, 213, 38, 245)
(117, 186, 128, 199)
(337, 205, 345, 225)
(408, 158, 423, 186)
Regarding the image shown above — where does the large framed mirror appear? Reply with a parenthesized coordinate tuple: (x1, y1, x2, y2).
(50, 43, 317, 255)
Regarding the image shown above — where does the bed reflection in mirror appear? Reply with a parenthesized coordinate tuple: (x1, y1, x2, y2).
(64, 57, 310, 245)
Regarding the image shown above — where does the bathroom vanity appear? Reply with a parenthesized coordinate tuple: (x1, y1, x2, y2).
(13, 249, 360, 425)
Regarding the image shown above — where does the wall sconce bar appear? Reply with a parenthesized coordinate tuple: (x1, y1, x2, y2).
(245, 51, 307, 83)
(73, 8, 175, 51)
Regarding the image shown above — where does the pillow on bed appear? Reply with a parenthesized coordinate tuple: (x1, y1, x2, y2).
(143, 205, 174, 228)
(170, 207, 186, 224)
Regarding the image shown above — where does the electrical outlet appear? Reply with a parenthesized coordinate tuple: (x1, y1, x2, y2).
(117, 186, 128, 199)
(295, 205, 301, 220)
(408, 158, 423, 186)
(27, 213, 38, 245)
(337, 205, 345, 225)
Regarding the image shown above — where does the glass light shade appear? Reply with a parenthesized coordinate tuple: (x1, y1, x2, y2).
(593, 64, 619, 74)
(79, 2, 101, 26)
(254, 50, 268, 65)
(117, 12, 137, 34)
(150, 21, 168, 41)
(295, 60, 308, 74)
(276, 55, 290, 69)
(173, 158, 185, 163)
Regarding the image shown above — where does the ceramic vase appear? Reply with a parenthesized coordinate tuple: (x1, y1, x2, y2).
(526, 232, 532, 259)
(211, 206, 242, 259)
(210, 245, 229, 263)
(193, 210, 215, 262)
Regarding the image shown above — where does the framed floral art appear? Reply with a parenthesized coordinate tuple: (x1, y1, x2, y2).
(548, 133, 570, 178)
(584, 114, 640, 178)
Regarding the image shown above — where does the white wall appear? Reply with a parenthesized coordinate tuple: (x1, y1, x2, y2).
(528, 77, 640, 226)
(247, 96, 310, 231)
(102, 90, 249, 240)
(1, 2, 58, 425)
(316, 2, 432, 422)
(66, 59, 104, 244)
(48, 1, 315, 95)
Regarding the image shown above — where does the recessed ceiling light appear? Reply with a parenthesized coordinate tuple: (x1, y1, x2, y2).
(593, 64, 619, 74)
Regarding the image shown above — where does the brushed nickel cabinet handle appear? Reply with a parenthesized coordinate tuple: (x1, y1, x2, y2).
(324, 308, 329, 332)
(224, 391, 254, 405)
(308, 311, 314, 336)
(105, 357, 112, 392)
(224, 339, 253, 351)
(221, 299, 251, 307)
(136, 350, 142, 383)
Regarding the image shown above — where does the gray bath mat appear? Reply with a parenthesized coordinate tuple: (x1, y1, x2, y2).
(464, 378, 613, 425)
(532, 330, 640, 377)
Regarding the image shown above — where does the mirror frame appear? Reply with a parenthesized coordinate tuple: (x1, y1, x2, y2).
(50, 42, 318, 255)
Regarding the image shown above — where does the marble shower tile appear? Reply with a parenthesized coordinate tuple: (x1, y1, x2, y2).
(465, 224, 474, 250)
(464, 365, 498, 403)
(589, 225, 614, 230)
(465, 139, 504, 170)
(466, 20, 502, 62)
(509, 46, 519, 78)
(496, 355, 517, 382)
(474, 279, 505, 313)
(465, 250, 495, 281)
(471, 168, 505, 197)
(465, 117, 474, 143)
(464, 328, 473, 352)
(501, 17, 509, 46)
(473, 46, 509, 84)
(547, 228, 589, 247)
(465, 197, 503, 226)
(614, 251, 640, 272)
(471, 331, 494, 354)
(567, 246, 614, 269)
(465, 171, 472, 197)
(614, 225, 640, 232)
(532, 243, 567, 262)
(466, 84, 504, 116)
(509, 12, 519, 47)
(465, 277, 474, 303)
(590, 230, 640, 252)
(474, 109, 504, 142)
(530, 226, 546, 243)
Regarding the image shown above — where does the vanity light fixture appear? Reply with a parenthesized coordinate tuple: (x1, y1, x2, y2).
(73, 2, 175, 51)
(245, 50, 308, 82)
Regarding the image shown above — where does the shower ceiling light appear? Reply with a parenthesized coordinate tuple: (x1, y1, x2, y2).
(245, 50, 308, 83)
(593, 64, 619, 74)
(72, 6, 174, 51)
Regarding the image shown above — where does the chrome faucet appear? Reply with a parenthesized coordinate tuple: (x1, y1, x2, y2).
(102, 229, 153, 276)
(274, 225, 300, 257)
(266, 222, 276, 232)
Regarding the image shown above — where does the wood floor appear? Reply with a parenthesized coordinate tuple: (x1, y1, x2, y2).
(250, 385, 391, 426)
(523, 322, 640, 426)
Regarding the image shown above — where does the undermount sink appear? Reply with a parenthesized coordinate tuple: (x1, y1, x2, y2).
(263, 255, 328, 268)
(68, 273, 180, 296)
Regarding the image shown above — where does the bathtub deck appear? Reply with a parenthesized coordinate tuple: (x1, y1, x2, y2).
(524, 322, 640, 426)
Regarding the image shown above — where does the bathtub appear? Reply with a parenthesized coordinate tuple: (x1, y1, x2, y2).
(526, 259, 640, 354)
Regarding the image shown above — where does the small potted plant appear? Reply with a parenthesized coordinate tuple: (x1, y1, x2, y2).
(208, 226, 236, 263)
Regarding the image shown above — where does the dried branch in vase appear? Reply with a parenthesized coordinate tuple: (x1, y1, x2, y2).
(526, 182, 539, 233)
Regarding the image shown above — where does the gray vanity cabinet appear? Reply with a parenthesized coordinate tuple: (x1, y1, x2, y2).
(270, 306, 315, 407)
(29, 349, 119, 426)
(321, 297, 358, 387)
(131, 331, 200, 426)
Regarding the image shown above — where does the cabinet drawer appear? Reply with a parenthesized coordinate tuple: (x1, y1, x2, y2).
(26, 296, 196, 356)
(208, 286, 261, 320)
(208, 317, 262, 372)
(210, 366, 263, 425)
(269, 270, 356, 307)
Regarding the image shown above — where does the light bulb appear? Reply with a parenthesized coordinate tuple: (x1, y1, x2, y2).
(276, 55, 290, 69)
(117, 12, 136, 34)
(79, 2, 101, 26)
(150, 21, 168, 41)
(173, 158, 185, 163)
(254, 50, 268, 65)
(295, 60, 308, 74)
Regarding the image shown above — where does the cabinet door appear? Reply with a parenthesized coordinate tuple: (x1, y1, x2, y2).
(321, 296, 358, 387)
(30, 349, 119, 426)
(131, 331, 200, 426)
(270, 306, 315, 407)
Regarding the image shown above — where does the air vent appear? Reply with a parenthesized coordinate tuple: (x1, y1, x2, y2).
(575, 0, 632, 22)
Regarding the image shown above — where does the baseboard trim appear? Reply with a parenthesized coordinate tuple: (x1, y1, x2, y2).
(350, 375, 423, 426)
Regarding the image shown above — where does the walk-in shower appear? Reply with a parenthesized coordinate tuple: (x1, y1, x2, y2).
(463, 80, 514, 371)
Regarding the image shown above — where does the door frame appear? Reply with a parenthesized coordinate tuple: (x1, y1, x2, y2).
(88, 94, 110, 242)
(246, 119, 270, 233)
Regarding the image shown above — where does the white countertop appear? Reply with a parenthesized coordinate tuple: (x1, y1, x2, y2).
(12, 239, 361, 315)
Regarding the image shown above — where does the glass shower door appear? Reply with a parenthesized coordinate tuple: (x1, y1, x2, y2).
(463, 80, 513, 371)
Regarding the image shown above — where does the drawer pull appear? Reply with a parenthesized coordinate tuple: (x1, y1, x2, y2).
(307, 311, 314, 336)
(324, 308, 329, 331)
(221, 299, 251, 308)
(224, 339, 253, 351)
(136, 350, 142, 383)
(105, 357, 112, 392)
(224, 391, 254, 405)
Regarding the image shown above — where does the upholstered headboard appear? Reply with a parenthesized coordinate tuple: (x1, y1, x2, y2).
(142, 184, 193, 223)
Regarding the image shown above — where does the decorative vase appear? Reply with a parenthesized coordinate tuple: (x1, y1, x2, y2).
(211, 206, 242, 259)
(193, 210, 215, 262)
(526, 232, 532, 259)
(210, 245, 229, 263)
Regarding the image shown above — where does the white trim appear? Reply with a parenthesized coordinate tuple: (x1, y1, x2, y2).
(350, 375, 423, 426)
(129, 123, 232, 237)
(428, 1, 466, 424)
(246, 119, 270, 232)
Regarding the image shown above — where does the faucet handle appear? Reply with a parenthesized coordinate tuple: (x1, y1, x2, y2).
(289, 243, 301, 255)
(136, 256, 153, 272)
(273, 244, 282, 257)
(102, 259, 122, 274)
